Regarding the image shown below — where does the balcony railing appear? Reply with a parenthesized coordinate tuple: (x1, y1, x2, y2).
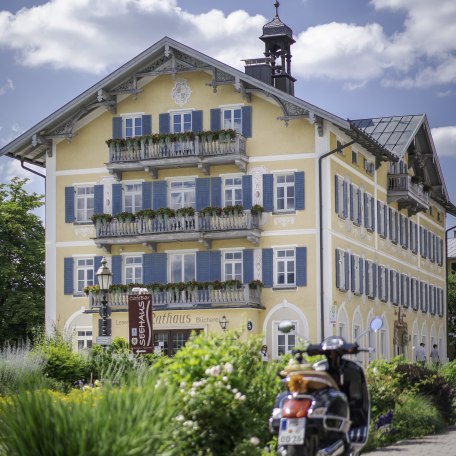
(88, 285, 262, 310)
(93, 211, 261, 250)
(106, 133, 247, 178)
(387, 173, 429, 214)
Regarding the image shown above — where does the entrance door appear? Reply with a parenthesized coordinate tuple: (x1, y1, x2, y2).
(154, 329, 202, 356)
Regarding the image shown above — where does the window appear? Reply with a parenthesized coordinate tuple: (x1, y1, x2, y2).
(400, 215, 408, 249)
(401, 274, 409, 308)
(350, 184, 361, 225)
(351, 255, 362, 295)
(223, 177, 242, 206)
(410, 221, 417, 253)
(222, 107, 242, 133)
(123, 115, 142, 138)
(275, 174, 295, 212)
(379, 329, 387, 359)
(169, 253, 196, 283)
(125, 256, 142, 285)
(378, 265, 388, 302)
(154, 329, 202, 356)
(123, 183, 142, 214)
(77, 330, 93, 351)
(352, 151, 358, 165)
(276, 321, 296, 357)
(390, 270, 398, 305)
(274, 249, 296, 287)
(169, 180, 195, 210)
(172, 111, 192, 133)
(364, 192, 374, 231)
(335, 175, 347, 218)
(75, 186, 94, 222)
(365, 260, 375, 298)
(378, 202, 387, 237)
(336, 249, 349, 292)
(75, 258, 94, 293)
(223, 251, 243, 281)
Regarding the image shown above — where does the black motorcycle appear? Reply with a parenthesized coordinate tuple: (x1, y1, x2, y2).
(269, 317, 383, 456)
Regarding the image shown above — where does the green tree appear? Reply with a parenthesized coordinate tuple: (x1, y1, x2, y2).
(448, 272, 456, 352)
(0, 177, 45, 344)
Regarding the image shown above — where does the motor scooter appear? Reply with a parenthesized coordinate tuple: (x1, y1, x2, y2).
(269, 317, 383, 456)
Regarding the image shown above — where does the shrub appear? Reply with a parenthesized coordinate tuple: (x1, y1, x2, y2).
(163, 331, 283, 455)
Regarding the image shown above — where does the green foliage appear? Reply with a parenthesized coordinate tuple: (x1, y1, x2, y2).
(164, 331, 283, 455)
(439, 359, 456, 390)
(33, 331, 87, 391)
(0, 369, 179, 456)
(0, 178, 45, 345)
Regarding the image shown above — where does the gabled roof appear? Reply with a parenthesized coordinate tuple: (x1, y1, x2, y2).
(351, 114, 456, 215)
(0, 36, 349, 167)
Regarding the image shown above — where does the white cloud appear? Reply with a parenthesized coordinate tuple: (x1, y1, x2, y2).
(0, 123, 23, 148)
(0, 78, 14, 96)
(431, 126, 456, 158)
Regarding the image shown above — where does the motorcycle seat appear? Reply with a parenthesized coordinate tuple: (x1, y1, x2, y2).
(288, 370, 340, 391)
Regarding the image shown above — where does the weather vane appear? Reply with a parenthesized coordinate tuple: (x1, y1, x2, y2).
(274, 1, 280, 17)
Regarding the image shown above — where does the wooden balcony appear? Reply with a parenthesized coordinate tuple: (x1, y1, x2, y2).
(93, 211, 261, 252)
(387, 173, 429, 215)
(88, 285, 263, 311)
(106, 134, 247, 180)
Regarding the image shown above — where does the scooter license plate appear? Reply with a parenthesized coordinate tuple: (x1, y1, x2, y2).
(278, 418, 306, 445)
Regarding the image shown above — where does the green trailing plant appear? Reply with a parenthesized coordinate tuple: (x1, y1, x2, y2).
(250, 204, 264, 216)
(249, 280, 264, 290)
(200, 206, 223, 216)
(90, 213, 113, 224)
(109, 284, 127, 293)
(83, 284, 100, 296)
(223, 204, 244, 215)
(197, 128, 237, 141)
(175, 207, 195, 217)
(114, 211, 136, 222)
(223, 279, 242, 289)
(155, 207, 176, 218)
(135, 209, 156, 219)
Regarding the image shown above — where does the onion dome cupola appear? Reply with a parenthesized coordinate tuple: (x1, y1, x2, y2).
(260, 1, 296, 95)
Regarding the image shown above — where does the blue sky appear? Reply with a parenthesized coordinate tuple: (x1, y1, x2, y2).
(1, 0, 456, 225)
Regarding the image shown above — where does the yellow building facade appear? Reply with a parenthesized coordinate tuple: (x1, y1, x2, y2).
(1, 13, 454, 362)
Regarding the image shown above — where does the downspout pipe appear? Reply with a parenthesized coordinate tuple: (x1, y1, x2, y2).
(21, 158, 46, 179)
(319, 139, 357, 340)
(445, 224, 456, 360)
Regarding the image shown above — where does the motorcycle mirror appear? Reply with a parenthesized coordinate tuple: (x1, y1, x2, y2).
(278, 320, 295, 334)
(369, 316, 383, 332)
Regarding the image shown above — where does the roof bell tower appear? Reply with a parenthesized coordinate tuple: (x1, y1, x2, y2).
(244, 1, 296, 95)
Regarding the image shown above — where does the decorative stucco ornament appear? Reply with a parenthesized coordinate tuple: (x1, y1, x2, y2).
(171, 79, 192, 107)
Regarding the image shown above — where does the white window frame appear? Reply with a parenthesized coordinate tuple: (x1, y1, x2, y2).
(274, 248, 296, 287)
(274, 320, 297, 359)
(365, 192, 373, 232)
(75, 257, 94, 294)
(337, 250, 348, 292)
(336, 175, 345, 218)
(123, 182, 142, 214)
(352, 184, 361, 225)
(379, 329, 387, 359)
(223, 176, 242, 207)
(223, 251, 243, 282)
(274, 173, 295, 213)
(77, 327, 93, 351)
(353, 255, 361, 295)
(169, 252, 196, 283)
(124, 255, 143, 285)
(366, 261, 375, 299)
(402, 274, 409, 308)
(391, 270, 398, 304)
(171, 110, 192, 133)
(222, 106, 242, 133)
(169, 179, 196, 210)
(75, 185, 95, 223)
(122, 114, 143, 138)
(378, 202, 386, 237)
(379, 265, 387, 302)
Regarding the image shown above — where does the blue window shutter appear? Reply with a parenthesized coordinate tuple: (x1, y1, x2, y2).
(263, 174, 274, 212)
(192, 110, 203, 133)
(405, 219, 409, 248)
(211, 251, 221, 282)
(94, 185, 104, 214)
(150, 253, 167, 284)
(350, 185, 354, 221)
(196, 251, 211, 282)
(112, 183, 122, 216)
(242, 175, 252, 209)
(262, 248, 273, 288)
(424, 230, 428, 257)
(210, 108, 221, 131)
(196, 178, 210, 211)
(94, 256, 103, 280)
(112, 117, 122, 139)
(142, 115, 152, 135)
(153, 181, 167, 210)
(111, 256, 122, 285)
(414, 224, 418, 252)
(143, 254, 154, 284)
(385, 268, 389, 302)
(64, 258, 74, 295)
(405, 277, 410, 308)
(241, 106, 252, 137)
(336, 250, 341, 289)
(359, 258, 364, 295)
(243, 249, 254, 284)
(365, 260, 370, 296)
(371, 197, 375, 231)
(344, 251, 350, 291)
(159, 113, 170, 134)
(373, 263, 378, 298)
(364, 193, 368, 228)
(342, 181, 348, 218)
(439, 239, 443, 265)
(296, 247, 307, 287)
(389, 208, 393, 240)
(142, 182, 152, 210)
(350, 255, 355, 292)
(400, 274, 404, 306)
(378, 267, 383, 300)
(295, 172, 305, 211)
(383, 205, 387, 236)
(65, 186, 75, 223)
(211, 177, 222, 207)
(377, 201, 381, 232)
(335, 175, 339, 214)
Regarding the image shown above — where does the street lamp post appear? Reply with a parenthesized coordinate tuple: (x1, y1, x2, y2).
(96, 257, 112, 348)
